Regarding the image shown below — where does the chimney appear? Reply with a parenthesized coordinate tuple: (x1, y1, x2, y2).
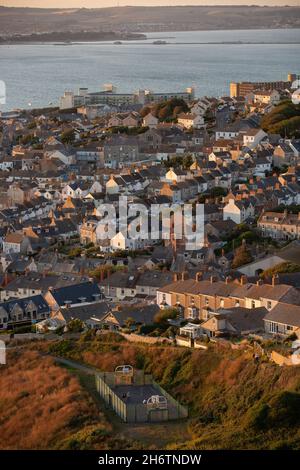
(182, 271, 189, 281)
(173, 273, 178, 282)
(196, 272, 202, 282)
(256, 279, 263, 286)
(210, 275, 216, 284)
(272, 274, 279, 286)
(240, 275, 247, 285)
(225, 276, 231, 284)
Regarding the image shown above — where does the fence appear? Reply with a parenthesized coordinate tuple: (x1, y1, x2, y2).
(119, 332, 172, 345)
(95, 371, 188, 423)
(152, 380, 188, 420)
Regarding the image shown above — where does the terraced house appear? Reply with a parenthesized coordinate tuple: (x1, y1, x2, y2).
(0, 295, 50, 330)
(157, 274, 300, 321)
(257, 210, 300, 240)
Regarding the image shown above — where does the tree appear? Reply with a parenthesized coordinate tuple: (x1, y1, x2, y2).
(68, 247, 82, 259)
(232, 242, 253, 269)
(61, 129, 75, 144)
(182, 154, 193, 169)
(140, 106, 151, 118)
(154, 307, 179, 324)
(261, 262, 300, 279)
(67, 319, 84, 333)
(124, 317, 136, 329)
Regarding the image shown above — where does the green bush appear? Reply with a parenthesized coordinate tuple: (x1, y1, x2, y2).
(246, 402, 270, 430)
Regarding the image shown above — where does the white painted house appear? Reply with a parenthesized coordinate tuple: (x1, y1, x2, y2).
(142, 113, 159, 129)
(177, 113, 205, 130)
(223, 198, 255, 224)
(241, 129, 267, 149)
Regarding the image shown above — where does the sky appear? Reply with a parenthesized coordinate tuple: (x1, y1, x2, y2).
(1, 1, 300, 8)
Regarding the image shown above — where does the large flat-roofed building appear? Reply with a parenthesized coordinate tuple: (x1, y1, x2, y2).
(59, 85, 195, 109)
(230, 73, 297, 98)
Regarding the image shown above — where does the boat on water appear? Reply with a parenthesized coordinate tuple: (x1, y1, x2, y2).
(54, 41, 72, 46)
(113, 41, 123, 45)
(153, 40, 167, 45)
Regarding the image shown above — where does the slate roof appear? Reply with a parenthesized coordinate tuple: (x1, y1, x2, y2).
(105, 303, 160, 326)
(61, 301, 110, 322)
(0, 295, 50, 319)
(49, 281, 102, 306)
(222, 306, 267, 332)
(264, 302, 300, 328)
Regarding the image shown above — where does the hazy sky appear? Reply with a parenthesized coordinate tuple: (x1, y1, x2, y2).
(2, 1, 300, 8)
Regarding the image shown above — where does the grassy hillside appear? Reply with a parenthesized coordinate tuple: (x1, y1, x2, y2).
(47, 332, 300, 450)
(0, 6, 300, 36)
(0, 350, 138, 450)
(261, 100, 300, 138)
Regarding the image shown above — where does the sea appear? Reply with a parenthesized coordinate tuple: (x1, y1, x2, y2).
(0, 29, 299, 111)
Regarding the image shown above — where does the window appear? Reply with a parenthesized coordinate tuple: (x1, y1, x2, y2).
(251, 300, 255, 309)
(267, 301, 272, 310)
(188, 307, 197, 319)
(269, 321, 278, 333)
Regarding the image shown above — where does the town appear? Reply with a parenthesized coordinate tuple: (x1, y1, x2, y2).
(1, 71, 300, 449)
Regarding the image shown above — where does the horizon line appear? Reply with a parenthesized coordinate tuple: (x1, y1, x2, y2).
(1, 4, 300, 10)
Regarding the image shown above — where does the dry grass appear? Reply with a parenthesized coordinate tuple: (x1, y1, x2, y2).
(0, 350, 109, 449)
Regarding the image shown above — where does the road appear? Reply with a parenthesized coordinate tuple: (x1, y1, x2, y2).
(215, 106, 235, 130)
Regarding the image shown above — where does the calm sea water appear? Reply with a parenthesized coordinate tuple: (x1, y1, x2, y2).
(0, 29, 299, 111)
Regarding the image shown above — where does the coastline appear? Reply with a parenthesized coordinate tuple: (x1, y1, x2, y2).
(1, 26, 300, 46)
